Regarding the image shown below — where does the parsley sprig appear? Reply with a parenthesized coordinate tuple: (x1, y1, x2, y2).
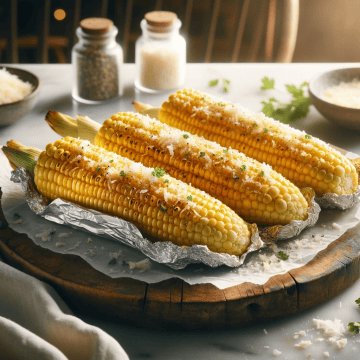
(260, 77, 312, 124)
(348, 298, 360, 334)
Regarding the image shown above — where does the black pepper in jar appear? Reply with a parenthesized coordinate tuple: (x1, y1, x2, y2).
(72, 18, 123, 103)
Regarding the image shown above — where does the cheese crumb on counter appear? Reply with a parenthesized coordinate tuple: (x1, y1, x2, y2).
(55, 242, 66, 247)
(264, 346, 269, 349)
(87, 237, 92, 244)
(13, 218, 22, 224)
(128, 258, 151, 271)
(263, 329, 268, 335)
(58, 232, 71, 238)
(315, 338, 324, 342)
(336, 338, 347, 349)
(35, 229, 54, 242)
(323, 351, 330, 358)
(313, 318, 345, 339)
(272, 349, 281, 356)
(331, 223, 342, 230)
(294, 341, 312, 349)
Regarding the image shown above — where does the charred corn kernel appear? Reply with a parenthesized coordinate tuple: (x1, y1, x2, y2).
(158, 89, 358, 197)
(93, 112, 308, 225)
(34, 137, 253, 257)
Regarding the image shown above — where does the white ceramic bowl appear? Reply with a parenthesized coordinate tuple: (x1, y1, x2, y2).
(309, 67, 360, 131)
(0, 66, 40, 127)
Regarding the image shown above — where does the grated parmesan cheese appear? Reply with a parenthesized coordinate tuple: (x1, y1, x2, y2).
(55, 242, 66, 247)
(323, 79, 360, 109)
(323, 351, 330, 358)
(0, 68, 33, 105)
(313, 318, 346, 339)
(272, 349, 281, 356)
(13, 219, 22, 224)
(58, 232, 71, 238)
(294, 341, 312, 349)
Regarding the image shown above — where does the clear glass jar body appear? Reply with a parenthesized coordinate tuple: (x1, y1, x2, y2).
(72, 26, 123, 104)
(135, 19, 186, 93)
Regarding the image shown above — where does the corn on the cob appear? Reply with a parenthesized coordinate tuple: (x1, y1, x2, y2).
(26, 137, 254, 256)
(46, 111, 309, 226)
(158, 89, 358, 197)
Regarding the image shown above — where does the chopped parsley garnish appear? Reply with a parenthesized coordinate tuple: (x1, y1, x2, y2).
(120, 171, 126, 177)
(278, 251, 289, 260)
(109, 160, 113, 163)
(164, 179, 169, 183)
(264, 128, 269, 133)
(199, 151, 205, 158)
(260, 77, 312, 123)
(261, 171, 265, 177)
(253, 122, 258, 127)
(348, 322, 360, 334)
(305, 134, 312, 140)
(151, 167, 166, 178)
(183, 134, 190, 139)
(160, 205, 167, 212)
(82, 146, 84, 149)
(223, 148, 228, 154)
(356, 298, 360, 308)
(96, 166, 101, 172)
(209, 79, 218, 86)
(187, 195, 193, 201)
(223, 78, 230, 92)
(241, 165, 246, 171)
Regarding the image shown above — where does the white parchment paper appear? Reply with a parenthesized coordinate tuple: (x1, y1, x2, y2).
(1, 150, 360, 290)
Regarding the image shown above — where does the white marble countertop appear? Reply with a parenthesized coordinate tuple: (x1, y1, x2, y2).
(1, 63, 360, 359)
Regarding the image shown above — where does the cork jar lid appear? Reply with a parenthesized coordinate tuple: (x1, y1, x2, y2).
(80, 18, 114, 35)
(144, 11, 177, 27)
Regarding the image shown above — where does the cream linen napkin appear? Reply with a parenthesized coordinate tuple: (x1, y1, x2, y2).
(0, 259, 129, 360)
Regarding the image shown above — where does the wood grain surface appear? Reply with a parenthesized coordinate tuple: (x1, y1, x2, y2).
(1, 187, 360, 330)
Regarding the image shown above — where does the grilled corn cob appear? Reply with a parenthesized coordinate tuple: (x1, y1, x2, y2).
(157, 89, 358, 197)
(46, 111, 309, 226)
(5, 137, 255, 257)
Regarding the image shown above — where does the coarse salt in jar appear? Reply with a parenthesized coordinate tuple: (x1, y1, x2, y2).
(72, 18, 123, 104)
(135, 11, 186, 93)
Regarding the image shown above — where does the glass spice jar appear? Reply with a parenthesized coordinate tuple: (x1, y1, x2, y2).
(72, 18, 123, 104)
(135, 11, 186, 93)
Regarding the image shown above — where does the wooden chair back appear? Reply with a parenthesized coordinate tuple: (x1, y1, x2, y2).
(1, 0, 299, 64)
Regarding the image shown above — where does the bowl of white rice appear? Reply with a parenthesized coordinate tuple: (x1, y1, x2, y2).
(0, 66, 40, 126)
(309, 67, 360, 131)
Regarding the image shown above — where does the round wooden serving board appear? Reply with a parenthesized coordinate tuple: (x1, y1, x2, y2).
(1, 187, 360, 330)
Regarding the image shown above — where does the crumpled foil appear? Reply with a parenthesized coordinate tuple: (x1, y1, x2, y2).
(259, 187, 321, 244)
(315, 186, 360, 210)
(11, 167, 263, 270)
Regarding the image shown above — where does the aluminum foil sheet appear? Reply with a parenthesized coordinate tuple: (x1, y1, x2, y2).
(315, 186, 360, 210)
(11, 167, 263, 270)
(259, 187, 321, 244)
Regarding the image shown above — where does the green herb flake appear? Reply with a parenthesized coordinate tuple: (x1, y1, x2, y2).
(164, 179, 169, 183)
(278, 251, 289, 260)
(96, 167, 101, 172)
(183, 134, 190, 139)
(120, 171, 126, 177)
(187, 195, 193, 201)
(199, 151, 205, 158)
(151, 167, 166, 178)
(253, 122, 258, 127)
(160, 205, 167, 213)
(264, 128, 269, 133)
(223, 79, 230, 92)
(348, 322, 360, 334)
(356, 298, 360, 308)
(261, 171, 265, 177)
(223, 148, 228, 154)
(305, 134, 312, 140)
(209, 79, 219, 87)
(261, 77, 275, 90)
(82, 146, 84, 150)
(261, 262, 264, 266)
(241, 165, 246, 171)
(109, 160, 113, 163)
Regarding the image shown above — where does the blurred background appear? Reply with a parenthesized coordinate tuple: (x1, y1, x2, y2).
(0, 0, 359, 64)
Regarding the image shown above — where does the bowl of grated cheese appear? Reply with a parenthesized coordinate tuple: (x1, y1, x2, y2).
(0, 66, 40, 126)
(309, 67, 360, 131)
